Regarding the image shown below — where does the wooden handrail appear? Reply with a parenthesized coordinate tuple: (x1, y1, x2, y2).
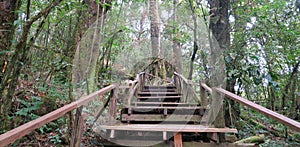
(0, 84, 116, 146)
(127, 82, 139, 106)
(174, 72, 201, 103)
(214, 87, 300, 132)
(200, 83, 212, 93)
(200, 82, 300, 132)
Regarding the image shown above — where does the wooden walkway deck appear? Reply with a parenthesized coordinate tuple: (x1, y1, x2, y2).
(101, 124, 238, 133)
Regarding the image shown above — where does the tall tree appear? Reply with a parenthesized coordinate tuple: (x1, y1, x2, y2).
(0, 1, 20, 81)
(149, 0, 167, 79)
(172, 0, 182, 73)
(0, 0, 62, 133)
(149, 0, 161, 58)
(71, 0, 111, 145)
(208, 0, 230, 142)
(187, 0, 198, 80)
(0, 0, 21, 134)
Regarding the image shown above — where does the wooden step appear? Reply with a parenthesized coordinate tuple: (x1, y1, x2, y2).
(143, 86, 176, 89)
(101, 124, 238, 133)
(123, 106, 207, 116)
(122, 106, 206, 116)
(141, 89, 177, 92)
(134, 102, 199, 107)
(127, 106, 206, 110)
(136, 95, 181, 99)
(138, 91, 180, 96)
(103, 141, 255, 147)
(121, 114, 202, 122)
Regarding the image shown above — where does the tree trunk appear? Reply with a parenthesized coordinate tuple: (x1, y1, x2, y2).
(149, 0, 161, 58)
(208, 0, 230, 142)
(0, 0, 20, 80)
(149, 0, 166, 80)
(188, 0, 198, 80)
(172, 0, 182, 73)
(234, 134, 265, 144)
(0, 0, 21, 133)
(281, 61, 300, 111)
(0, 0, 61, 133)
(71, 1, 111, 145)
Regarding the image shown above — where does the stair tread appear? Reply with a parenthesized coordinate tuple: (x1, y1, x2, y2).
(144, 85, 176, 88)
(136, 96, 181, 99)
(101, 124, 238, 133)
(134, 102, 199, 105)
(121, 114, 202, 122)
(138, 92, 180, 95)
(126, 106, 206, 109)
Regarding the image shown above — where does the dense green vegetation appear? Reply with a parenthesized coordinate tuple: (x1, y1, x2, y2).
(0, 0, 299, 146)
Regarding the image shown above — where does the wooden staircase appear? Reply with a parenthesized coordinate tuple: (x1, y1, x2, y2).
(1, 72, 300, 146)
(101, 73, 238, 146)
(121, 85, 205, 124)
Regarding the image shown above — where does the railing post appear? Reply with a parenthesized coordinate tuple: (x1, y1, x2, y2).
(70, 107, 84, 147)
(200, 81, 208, 106)
(109, 86, 119, 125)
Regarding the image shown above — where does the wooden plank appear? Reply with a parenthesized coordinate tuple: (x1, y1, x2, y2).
(173, 133, 182, 147)
(208, 132, 219, 143)
(103, 140, 255, 147)
(200, 83, 212, 93)
(164, 108, 168, 116)
(70, 108, 84, 147)
(127, 106, 206, 110)
(0, 85, 116, 146)
(109, 89, 118, 125)
(142, 88, 176, 91)
(137, 96, 181, 99)
(138, 92, 180, 95)
(134, 102, 199, 106)
(110, 130, 115, 138)
(163, 131, 167, 140)
(121, 114, 202, 122)
(101, 124, 238, 133)
(143, 85, 176, 89)
(215, 87, 300, 132)
(200, 81, 208, 106)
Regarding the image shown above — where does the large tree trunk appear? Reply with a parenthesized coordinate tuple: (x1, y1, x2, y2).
(208, 0, 230, 142)
(71, 1, 111, 145)
(187, 0, 198, 80)
(72, 0, 111, 94)
(0, 0, 61, 133)
(172, 0, 182, 74)
(0, 0, 20, 78)
(0, 0, 21, 134)
(149, 0, 161, 58)
(149, 0, 166, 80)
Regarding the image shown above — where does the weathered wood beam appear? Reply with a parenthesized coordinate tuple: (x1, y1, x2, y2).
(101, 124, 238, 133)
(173, 132, 182, 147)
(215, 87, 300, 132)
(0, 84, 116, 146)
(200, 83, 212, 93)
(200, 81, 208, 106)
(121, 114, 202, 122)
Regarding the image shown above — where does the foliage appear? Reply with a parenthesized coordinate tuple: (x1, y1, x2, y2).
(0, 0, 299, 146)
(14, 96, 43, 122)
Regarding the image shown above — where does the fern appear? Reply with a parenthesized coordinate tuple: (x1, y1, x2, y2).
(15, 96, 43, 121)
